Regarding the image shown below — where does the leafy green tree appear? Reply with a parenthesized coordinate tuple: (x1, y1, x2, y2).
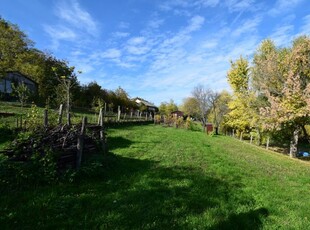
(0, 17, 32, 77)
(260, 36, 310, 157)
(11, 82, 30, 107)
(227, 56, 249, 94)
(180, 97, 200, 118)
(208, 90, 231, 134)
(159, 99, 178, 115)
(225, 56, 256, 139)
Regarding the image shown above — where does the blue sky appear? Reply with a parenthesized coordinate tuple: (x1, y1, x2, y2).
(1, 0, 309, 105)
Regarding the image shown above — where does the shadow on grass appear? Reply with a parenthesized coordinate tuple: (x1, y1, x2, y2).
(0, 127, 14, 146)
(107, 136, 134, 151)
(0, 151, 269, 229)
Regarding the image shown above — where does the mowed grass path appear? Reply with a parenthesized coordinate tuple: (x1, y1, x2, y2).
(1, 125, 310, 229)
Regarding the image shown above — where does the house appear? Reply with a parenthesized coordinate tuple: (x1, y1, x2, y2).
(134, 97, 158, 113)
(171, 110, 184, 117)
(0, 71, 37, 94)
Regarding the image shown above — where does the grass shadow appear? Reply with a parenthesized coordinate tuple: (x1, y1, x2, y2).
(107, 136, 134, 151)
(0, 152, 269, 229)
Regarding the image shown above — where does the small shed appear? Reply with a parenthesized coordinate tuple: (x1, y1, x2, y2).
(205, 123, 213, 134)
(0, 71, 37, 94)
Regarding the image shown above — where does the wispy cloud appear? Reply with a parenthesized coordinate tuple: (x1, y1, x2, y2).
(270, 24, 294, 47)
(55, 0, 98, 36)
(299, 14, 310, 35)
(43, 25, 77, 49)
(112, 31, 130, 38)
(44, 0, 99, 51)
(268, 0, 304, 16)
(224, 0, 256, 12)
(232, 16, 262, 37)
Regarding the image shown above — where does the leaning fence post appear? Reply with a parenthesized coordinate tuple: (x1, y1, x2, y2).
(99, 109, 106, 154)
(44, 109, 48, 128)
(76, 116, 87, 169)
(58, 104, 63, 125)
(98, 108, 103, 125)
(117, 106, 121, 122)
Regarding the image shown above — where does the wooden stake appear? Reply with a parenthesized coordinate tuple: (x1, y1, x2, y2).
(58, 104, 63, 125)
(117, 106, 121, 121)
(44, 109, 48, 128)
(76, 116, 87, 169)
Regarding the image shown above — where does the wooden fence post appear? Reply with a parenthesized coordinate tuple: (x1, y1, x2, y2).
(67, 113, 71, 126)
(98, 108, 103, 125)
(117, 106, 121, 122)
(76, 116, 87, 169)
(44, 109, 48, 128)
(266, 136, 270, 150)
(58, 104, 63, 125)
(99, 109, 106, 154)
(250, 135, 253, 144)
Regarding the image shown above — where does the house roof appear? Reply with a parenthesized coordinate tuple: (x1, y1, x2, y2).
(6, 71, 38, 85)
(134, 97, 157, 108)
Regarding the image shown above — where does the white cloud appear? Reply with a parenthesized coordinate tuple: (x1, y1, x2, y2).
(44, 25, 77, 40)
(232, 16, 262, 37)
(201, 39, 218, 49)
(148, 19, 165, 29)
(43, 25, 77, 49)
(195, 0, 220, 7)
(186, 15, 205, 32)
(299, 15, 310, 35)
(270, 25, 294, 47)
(112, 32, 130, 38)
(127, 37, 146, 45)
(224, 0, 255, 12)
(101, 48, 122, 59)
(268, 0, 304, 16)
(55, 0, 98, 36)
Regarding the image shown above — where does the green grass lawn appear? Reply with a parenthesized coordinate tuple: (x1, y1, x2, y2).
(1, 125, 310, 229)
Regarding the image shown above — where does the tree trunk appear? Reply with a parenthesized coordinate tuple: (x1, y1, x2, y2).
(266, 136, 270, 150)
(302, 125, 310, 144)
(256, 128, 261, 146)
(215, 127, 219, 135)
(289, 128, 300, 158)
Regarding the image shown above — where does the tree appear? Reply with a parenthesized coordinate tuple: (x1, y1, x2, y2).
(53, 66, 80, 125)
(192, 84, 213, 131)
(11, 82, 30, 107)
(208, 90, 231, 134)
(260, 36, 310, 157)
(227, 56, 249, 94)
(159, 99, 178, 115)
(180, 97, 200, 118)
(0, 17, 32, 77)
(225, 56, 256, 139)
